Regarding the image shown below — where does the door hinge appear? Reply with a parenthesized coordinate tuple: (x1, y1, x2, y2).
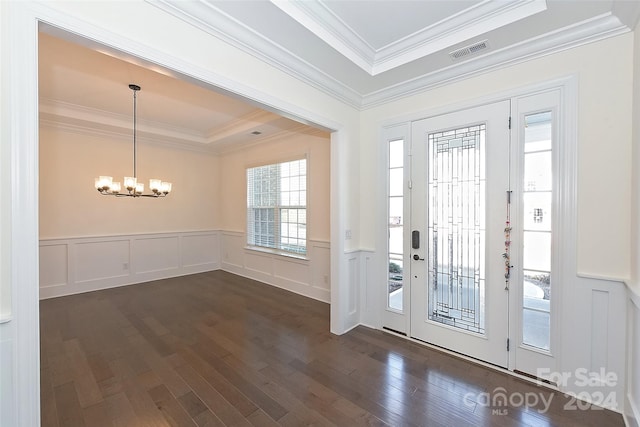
(506, 190, 512, 204)
(507, 338, 510, 352)
(408, 180, 413, 189)
(508, 116, 512, 130)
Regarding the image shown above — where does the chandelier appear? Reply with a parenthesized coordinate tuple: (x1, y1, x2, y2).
(94, 84, 172, 198)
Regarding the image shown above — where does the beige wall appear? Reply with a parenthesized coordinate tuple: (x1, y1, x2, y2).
(39, 124, 330, 243)
(39, 126, 219, 238)
(218, 131, 331, 242)
(360, 33, 634, 281)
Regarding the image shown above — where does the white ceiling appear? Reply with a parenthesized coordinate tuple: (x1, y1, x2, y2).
(39, 0, 640, 150)
(39, 33, 322, 153)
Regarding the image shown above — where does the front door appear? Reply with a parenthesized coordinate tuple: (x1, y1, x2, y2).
(410, 101, 511, 367)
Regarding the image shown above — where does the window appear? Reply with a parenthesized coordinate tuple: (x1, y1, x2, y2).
(247, 158, 307, 255)
(388, 138, 404, 312)
(521, 110, 552, 351)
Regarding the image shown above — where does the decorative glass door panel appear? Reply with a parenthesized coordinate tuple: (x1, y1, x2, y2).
(410, 101, 510, 368)
(428, 125, 486, 334)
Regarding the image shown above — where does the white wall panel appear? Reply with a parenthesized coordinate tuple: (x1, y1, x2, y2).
(40, 231, 220, 299)
(591, 290, 609, 372)
(39, 244, 67, 288)
(220, 233, 331, 303)
(221, 232, 244, 268)
(311, 242, 331, 291)
(0, 323, 13, 427)
(274, 257, 309, 284)
(245, 251, 273, 276)
(559, 277, 627, 412)
(627, 293, 640, 427)
(347, 254, 358, 316)
(182, 233, 219, 267)
(75, 239, 129, 283)
(133, 236, 179, 274)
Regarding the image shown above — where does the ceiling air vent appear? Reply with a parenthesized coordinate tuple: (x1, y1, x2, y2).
(449, 40, 490, 61)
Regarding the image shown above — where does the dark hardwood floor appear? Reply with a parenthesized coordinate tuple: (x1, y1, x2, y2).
(40, 270, 623, 426)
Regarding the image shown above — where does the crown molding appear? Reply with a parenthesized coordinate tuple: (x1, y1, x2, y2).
(39, 99, 219, 154)
(39, 98, 208, 144)
(360, 13, 629, 109)
(39, 99, 319, 155)
(150, 2, 631, 112)
(273, 0, 547, 76)
(149, 0, 362, 109)
(40, 112, 219, 155)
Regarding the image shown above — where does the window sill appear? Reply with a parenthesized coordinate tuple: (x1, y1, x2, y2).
(244, 246, 309, 261)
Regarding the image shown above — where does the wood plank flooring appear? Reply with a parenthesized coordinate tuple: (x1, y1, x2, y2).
(40, 270, 624, 426)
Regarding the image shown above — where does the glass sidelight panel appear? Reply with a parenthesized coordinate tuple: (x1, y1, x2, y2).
(522, 111, 552, 351)
(427, 125, 486, 334)
(388, 139, 404, 311)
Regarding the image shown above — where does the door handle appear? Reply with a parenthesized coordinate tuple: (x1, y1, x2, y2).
(413, 254, 424, 261)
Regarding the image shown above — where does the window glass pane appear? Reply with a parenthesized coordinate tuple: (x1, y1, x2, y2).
(523, 231, 551, 272)
(524, 111, 552, 152)
(521, 110, 552, 351)
(388, 138, 404, 312)
(523, 270, 550, 310)
(523, 192, 551, 231)
(428, 125, 486, 334)
(388, 257, 403, 311)
(523, 308, 550, 351)
(524, 151, 552, 192)
(389, 139, 403, 168)
(389, 168, 403, 197)
(247, 159, 306, 254)
(389, 227, 403, 255)
(389, 197, 403, 224)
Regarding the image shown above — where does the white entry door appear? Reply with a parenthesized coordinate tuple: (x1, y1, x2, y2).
(410, 101, 511, 368)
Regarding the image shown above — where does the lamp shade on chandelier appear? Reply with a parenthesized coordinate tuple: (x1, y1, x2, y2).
(94, 84, 172, 198)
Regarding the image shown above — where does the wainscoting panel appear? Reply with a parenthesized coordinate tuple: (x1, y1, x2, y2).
(310, 242, 331, 293)
(39, 231, 220, 299)
(133, 236, 180, 274)
(359, 250, 378, 329)
(590, 289, 609, 373)
(627, 290, 640, 427)
(221, 231, 244, 269)
(560, 276, 627, 413)
(39, 244, 68, 288)
(0, 323, 14, 427)
(347, 254, 359, 316)
(182, 233, 220, 268)
(274, 257, 309, 284)
(245, 250, 274, 276)
(41, 230, 331, 304)
(75, 239, 130, 283)
(220, 231, 330, 303)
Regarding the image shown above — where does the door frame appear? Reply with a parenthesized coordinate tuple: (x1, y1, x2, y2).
(378, 76, 577, 376)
